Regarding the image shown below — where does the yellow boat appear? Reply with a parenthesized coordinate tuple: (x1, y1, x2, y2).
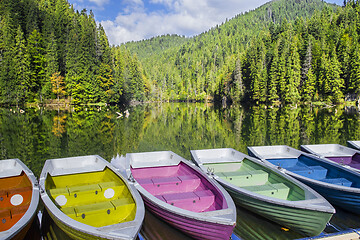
(39, 155, 144, 239)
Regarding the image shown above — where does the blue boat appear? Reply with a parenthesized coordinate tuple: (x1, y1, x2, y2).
(247, 145, 360, 214)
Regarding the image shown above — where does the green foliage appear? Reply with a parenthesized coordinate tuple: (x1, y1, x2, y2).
(0, 0, 145, 105)
(2, 0, 360, 106)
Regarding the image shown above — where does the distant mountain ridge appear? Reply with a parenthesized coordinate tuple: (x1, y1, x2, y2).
(125, 0, 350, 105)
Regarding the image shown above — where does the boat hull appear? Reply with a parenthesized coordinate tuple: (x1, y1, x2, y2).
(0, 159, 39, 240)
(44, 206, 121, 240)
(291, 176, 360, 214)
(141, 194, 234, 240)
(224, 185, 332, 236)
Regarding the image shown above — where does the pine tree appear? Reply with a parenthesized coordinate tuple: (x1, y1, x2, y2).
(0, 15, 16, 104)
(349, 45, 360, 95)
(27, 29, 46, 102)
(328, 49, 344, 103)
(13, 26, 30, 106)
(284, 36, 301, 104)
(44, 31, 59, 99)
(232, 58, 244, 103)
(301, 39, 316, 102)
(268, 42, 280, 104)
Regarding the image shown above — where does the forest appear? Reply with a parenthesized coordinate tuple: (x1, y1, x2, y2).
(1, 0, 360, 106)
(0, 0, 146, 105)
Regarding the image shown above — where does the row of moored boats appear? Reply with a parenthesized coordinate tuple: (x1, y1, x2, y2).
(1, 140, 360, 240)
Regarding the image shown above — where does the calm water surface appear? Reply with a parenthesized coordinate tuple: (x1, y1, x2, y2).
(1, 103, 360, 239)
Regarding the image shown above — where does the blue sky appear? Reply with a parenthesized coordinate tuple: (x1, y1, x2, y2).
(70, 0, 344, 45)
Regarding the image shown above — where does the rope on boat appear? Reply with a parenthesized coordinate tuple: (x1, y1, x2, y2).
(351, 228, 360, 236)
(326, 222, 341, 232)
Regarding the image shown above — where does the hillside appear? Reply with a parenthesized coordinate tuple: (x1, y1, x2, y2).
(126, 0, 355, 105)
(0, 0, 145, 105)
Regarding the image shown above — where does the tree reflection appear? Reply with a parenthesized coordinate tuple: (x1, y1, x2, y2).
(0, 104, 359, 177)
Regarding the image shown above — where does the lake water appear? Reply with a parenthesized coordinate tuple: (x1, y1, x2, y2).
(2, 103, 360, 239)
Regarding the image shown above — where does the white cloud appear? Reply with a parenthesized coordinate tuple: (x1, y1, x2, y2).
(89, 0, 110, 7)
(102, 0, 273, 45)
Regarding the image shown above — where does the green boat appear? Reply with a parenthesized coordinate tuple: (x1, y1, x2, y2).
(190, 148, 335, 237)
(39, 155, 144, 240)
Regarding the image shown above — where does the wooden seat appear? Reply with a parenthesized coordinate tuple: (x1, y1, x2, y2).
(322, 178, 352, 187)
(242, 183, 290, 199)
(137, 175, 201, 195)
(218, 170, 269, 187)
(158, 190, 215, 212)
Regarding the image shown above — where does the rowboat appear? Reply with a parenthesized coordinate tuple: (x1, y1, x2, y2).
(112, 151, 236, 240)
(0, 159, 39, 240)
(248, 145, 360, 214)
(39, 155, 144, 240)
(190, 148, 335, 237)
(347, 140, 360, 150)
(301, 144, 360, 172)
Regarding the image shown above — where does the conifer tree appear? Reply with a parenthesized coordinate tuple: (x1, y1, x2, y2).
(268, 42, 280, 104)
(328, 49, 344, 103)
(27, 29, 46, 102)
(349, 45, 360, 95)
(301, 39, 315, 102)
(13, 26, 30, 105)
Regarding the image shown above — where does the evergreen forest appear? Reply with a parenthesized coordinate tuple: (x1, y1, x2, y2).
(1, 0, 360, 106)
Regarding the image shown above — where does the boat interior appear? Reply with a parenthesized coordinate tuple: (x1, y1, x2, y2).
(326, 154, 360, 170)
(301, 144, 360, 170)
(266, 155, 360, 188)
(0, 171, 32, 231)
(131, 162, 226, 212)
(204, 159, 306, 201)
(45, 167, 136, 228)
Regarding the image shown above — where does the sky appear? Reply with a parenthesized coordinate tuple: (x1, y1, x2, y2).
(70, 0, 344, 46)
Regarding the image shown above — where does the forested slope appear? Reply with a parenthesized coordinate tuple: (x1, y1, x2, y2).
(0, 0, 146, 105)
(2, 0, 360, 106)
(126, 0, 360, 105)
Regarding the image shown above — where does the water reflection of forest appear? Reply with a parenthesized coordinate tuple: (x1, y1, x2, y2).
(0, 103, 359, 177)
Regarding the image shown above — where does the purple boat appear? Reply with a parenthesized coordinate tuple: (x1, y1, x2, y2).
(112, 151, 236, 240)
(301, 144, 360, 173)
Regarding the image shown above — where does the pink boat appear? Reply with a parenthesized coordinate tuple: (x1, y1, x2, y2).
(112, 151, 236, 240)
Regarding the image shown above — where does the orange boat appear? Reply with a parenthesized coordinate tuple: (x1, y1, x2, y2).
(0, 159, 39, 240)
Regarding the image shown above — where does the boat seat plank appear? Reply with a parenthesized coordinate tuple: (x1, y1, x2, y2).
(0, 209, 12, 231)
(49, 187, 70, 196)
(242, 183, 290, 199)
(289, 165, 327, 180)
(327, 156, 352, 165)
(267, 158, 298, 168)
(0, 209, 10, 219)
(6, 186, 32, 196)
(152, 176, 181, 185)
(10, 204, 29, 216)
(138, 175, 201, 195)
(321, 178, 353, 187)
(0, 187, 32, 208)
(75, 201, 114, 217)
(50, 182, 123, 196)
(68, 183, 102, 194)
(218, 170, 269, 187)
(111, 198, 134, 208)
(159, 190, 215, 212)
(349, 163, 360, 169)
